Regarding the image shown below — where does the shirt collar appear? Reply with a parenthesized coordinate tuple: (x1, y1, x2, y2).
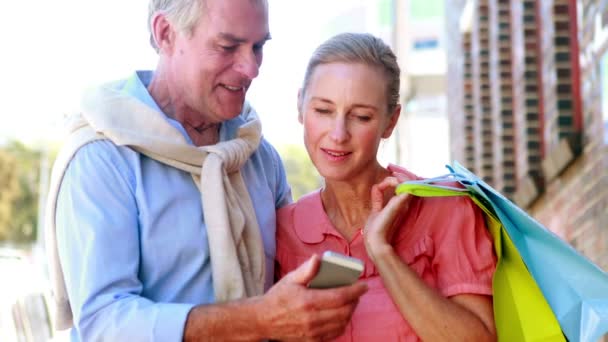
(122, 71, 162, 113)
(293, 190, 345, 244)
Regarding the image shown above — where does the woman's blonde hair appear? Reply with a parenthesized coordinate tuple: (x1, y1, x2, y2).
(301, 32, 401, 114)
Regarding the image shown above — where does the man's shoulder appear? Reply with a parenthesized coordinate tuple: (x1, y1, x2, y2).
(256, 136, 281, 158)
(59, 139, 139, 183)
(67, 138, 137, 163)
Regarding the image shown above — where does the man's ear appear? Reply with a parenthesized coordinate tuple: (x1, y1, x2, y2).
(150, 12, 176, 54)
(297, 89, 304, 124)
(382, 104, 401, 139)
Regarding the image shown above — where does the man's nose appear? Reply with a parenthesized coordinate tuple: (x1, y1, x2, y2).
(234, 49, 260, 79)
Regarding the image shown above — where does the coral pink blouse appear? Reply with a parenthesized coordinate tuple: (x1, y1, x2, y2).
(275, 165, 496, 341)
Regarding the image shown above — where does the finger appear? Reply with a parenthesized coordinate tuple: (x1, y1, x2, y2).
(317, 322, 352, 341)
(395, 194, 412, 223)
(307, 282, 368, 309)
(379, 194, 411, 225)
(371, 177, 401, 212)
(370, 184, 384, 212)
(375, 176, 400, 192)
(284, 254, 321, 285)
(384, 194, 410, 216)
(388, 193, 410, 208)
(302, 303, 357, 340)
(391, 171, 415, 183)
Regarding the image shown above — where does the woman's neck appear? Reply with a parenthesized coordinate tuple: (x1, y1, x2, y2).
(321, 165, 391, 241)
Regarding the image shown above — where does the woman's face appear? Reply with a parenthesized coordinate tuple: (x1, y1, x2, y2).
(298, 62, 400, 182)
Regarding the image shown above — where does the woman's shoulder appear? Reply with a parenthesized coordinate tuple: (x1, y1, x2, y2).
(276, 190, 325, 240)
(415, 192, 477, 226)
(277, 190, 321, 218)
(387, 163, 421, 181)
(275, 189, 327, 266)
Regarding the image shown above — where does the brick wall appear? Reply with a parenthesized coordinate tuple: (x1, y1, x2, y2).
(530, 143, 608, 270)
(530, 0, 608, 271)
(445, 0, 608, 271)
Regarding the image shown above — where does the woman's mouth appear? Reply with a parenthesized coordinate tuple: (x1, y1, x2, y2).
(322, 148, 351, 161)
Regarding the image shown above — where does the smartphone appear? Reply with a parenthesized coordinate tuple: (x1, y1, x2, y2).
(308, 251, 365, 289)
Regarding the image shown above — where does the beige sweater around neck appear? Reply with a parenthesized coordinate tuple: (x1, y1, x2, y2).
(45, 86, 265, 329)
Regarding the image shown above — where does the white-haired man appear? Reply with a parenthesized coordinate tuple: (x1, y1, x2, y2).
(46, 0, 367, 340)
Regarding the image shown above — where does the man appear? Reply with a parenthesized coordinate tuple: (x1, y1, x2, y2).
(45, 0, 367, 340)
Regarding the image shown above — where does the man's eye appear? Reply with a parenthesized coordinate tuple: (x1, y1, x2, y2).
(356, 115, 371, 122)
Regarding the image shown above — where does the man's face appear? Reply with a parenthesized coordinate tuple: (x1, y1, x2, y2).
(168, 0, 270, 123)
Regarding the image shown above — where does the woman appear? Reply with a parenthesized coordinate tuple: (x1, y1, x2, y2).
(275, 33, 497, 341)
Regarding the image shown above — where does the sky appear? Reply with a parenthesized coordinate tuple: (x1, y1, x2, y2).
(0, 1, 156, 144)
(0, 0, 370, 147)
(0, 0, 452, 177)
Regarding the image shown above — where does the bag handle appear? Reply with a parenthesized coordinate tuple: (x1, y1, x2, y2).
(397, 178, 500, 222)
(396, 173, 471, 198)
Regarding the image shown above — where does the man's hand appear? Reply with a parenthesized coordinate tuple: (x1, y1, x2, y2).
(257, 255, 368, 341)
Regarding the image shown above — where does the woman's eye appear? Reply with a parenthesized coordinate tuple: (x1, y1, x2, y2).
(314, 108, 331, 114)
(220, 45, 237, 52)
(355, 115, 371, 122)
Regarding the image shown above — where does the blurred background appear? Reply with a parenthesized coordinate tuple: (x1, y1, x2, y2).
(0, 0, 606, 340)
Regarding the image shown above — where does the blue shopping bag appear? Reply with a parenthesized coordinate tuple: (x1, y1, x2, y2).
(442, 162, 608, 342)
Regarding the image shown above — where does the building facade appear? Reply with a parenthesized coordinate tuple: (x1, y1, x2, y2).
(389, 0, 451, 177)
(445, 0, 608, 271)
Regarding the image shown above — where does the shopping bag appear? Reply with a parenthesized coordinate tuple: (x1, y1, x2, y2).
(449, 161, 608, 342)
(396, 178, 565, 342)
(397, 162, 608, 342)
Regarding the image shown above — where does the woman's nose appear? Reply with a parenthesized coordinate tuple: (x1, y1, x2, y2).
(329, 118, 349, 143)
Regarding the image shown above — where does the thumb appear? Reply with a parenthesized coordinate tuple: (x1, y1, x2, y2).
(285, 254, 321, 285)
(370, 184, 384, 213)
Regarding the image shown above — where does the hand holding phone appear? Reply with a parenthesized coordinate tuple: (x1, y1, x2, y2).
(308, 251, 364, 289)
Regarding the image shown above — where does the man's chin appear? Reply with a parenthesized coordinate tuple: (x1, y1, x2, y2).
(217, 105, 245, 121)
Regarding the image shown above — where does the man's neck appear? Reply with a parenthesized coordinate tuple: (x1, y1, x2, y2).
(183, 122, 221, 146)
(147, 69, 220, 146)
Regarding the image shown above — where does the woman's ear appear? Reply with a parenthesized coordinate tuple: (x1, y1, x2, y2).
(297, 88, 304, 124)
(151, 12, 176, 55)
(382, 104, 401, 139)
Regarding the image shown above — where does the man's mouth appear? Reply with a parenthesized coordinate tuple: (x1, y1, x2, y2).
(221, 84, 244, 91)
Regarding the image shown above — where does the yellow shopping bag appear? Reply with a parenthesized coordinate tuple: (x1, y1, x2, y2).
(396, 181, 565, 341)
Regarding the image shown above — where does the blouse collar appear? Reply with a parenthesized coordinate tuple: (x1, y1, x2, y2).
(293, 190, 345, 244)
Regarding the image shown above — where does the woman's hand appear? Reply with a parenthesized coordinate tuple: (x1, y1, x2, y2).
(363, 177, 411, 263)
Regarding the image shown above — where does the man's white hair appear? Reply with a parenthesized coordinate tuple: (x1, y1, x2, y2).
(148, 0, 205, 52)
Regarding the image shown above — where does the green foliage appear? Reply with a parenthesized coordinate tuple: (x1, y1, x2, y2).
(0, 150, 18, 240)
(0, 141, 42, 244)
(278, 144, 322, 200)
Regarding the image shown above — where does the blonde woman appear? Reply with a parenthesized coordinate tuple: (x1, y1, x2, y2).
(276, 33, 497, 341)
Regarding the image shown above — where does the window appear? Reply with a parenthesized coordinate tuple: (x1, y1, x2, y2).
(601, 52, 608, 144)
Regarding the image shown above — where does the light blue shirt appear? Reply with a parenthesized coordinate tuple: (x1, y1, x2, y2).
(56, 71, 291, 341)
